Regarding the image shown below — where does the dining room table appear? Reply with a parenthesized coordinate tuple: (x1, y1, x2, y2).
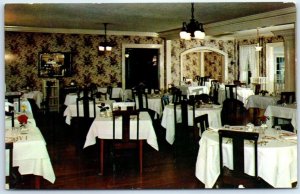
(245, 94, 280, 110)
(264, 103, 297, 132)
(5, 110, 56, 188)
(218, 86, 254, 105)
(195, 126, 297, 188)
(178, 85, 210, 98)
(135, 93, 163, 116)
(160, 103, 222, 145)
(21, 90, 44, 108)
(83, 111, 159, 174)
(63, 100, 115, 125)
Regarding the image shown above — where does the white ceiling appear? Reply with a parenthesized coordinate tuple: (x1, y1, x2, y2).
(4, 2, 296, 38)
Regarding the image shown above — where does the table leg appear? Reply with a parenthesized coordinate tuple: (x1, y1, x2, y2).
(99, 139, 104, 175)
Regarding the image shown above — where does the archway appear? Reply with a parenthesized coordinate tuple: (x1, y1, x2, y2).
(180, 46, 228, 83)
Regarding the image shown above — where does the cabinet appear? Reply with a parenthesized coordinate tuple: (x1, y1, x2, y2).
(42, 79, 60, 112)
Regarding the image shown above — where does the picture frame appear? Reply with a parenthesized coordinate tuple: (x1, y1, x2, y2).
(38, 52, 73, 77)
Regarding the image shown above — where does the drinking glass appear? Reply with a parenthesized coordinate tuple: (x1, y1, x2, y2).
(275, 125, 281, 134)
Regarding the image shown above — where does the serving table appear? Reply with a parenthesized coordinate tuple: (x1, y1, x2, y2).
(161, 104, 222, 145)
(195, 127, 297, 188)
(83, 111, 159, 174)
(5, 112, 56, 188)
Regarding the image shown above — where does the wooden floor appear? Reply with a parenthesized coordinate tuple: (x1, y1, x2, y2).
(14, 109, 205, 189)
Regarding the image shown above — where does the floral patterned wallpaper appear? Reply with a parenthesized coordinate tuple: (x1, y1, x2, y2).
(5, 32, 163, 91)
(171, 39, 236, 85)
(204, 52, 223, 81)
(5, 31, 284, 92)
(182, 52, 200, 80)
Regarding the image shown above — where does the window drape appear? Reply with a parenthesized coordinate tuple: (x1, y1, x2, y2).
(239, 45, 257, 84)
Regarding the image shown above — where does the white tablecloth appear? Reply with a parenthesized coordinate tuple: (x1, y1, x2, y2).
(245, 95, 280, 109)
(98, 87, 124, 100)
(178, 85, 209, 97)
(195, 128, 297, 188)
(84, 111, 159, 151)
(264, 104, 297, 131)
(22, 91, 43, 108)
(135, 95, 162, 116)
(64, 93, 80, 106)
(161, 104, 222, 145)
(218, 87, 254, 105)
(63, 100, 115, 125)
(5, 113, 56, 184)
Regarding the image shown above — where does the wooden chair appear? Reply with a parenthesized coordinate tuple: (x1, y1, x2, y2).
(107, 86, 122, 102)
(225, 84, 238, 99)
(135, 91, 148, 110)
(221, 98, 247, 126)
(254, 84, 261, 95)
(112, 110, 143, 175)
(5, 111, 14, 128)
(199, 77, 206, 86)
(233, 80, 241, 86)
(172, 88, 183, 104)
(215, 130, 272, 188)
(173, 99, 194, 156)
(193, 114, 209, 146)
(194, 93, 212, 104)
(5, 93, 21, 112)
(74, 90, 96, 150)
(278, 92, 296, 104)
(27, 98, 43, 128)
(210, 80, 220, 104)
(161, 95, 170, 110)
(5, 142, 13, 189)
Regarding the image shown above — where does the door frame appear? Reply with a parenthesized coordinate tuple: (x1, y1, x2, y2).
(122, 44, 164, 90)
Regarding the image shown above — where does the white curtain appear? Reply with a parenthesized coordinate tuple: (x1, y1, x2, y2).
(239, 45, 257, 83)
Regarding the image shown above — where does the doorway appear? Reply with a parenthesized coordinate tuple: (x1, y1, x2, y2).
(266, 42, 284, 94)
(125, 48, 159, 89)
(122, 44, 164, 90)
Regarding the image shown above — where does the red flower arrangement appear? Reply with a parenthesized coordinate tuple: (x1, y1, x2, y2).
(17, 114, 28, 125)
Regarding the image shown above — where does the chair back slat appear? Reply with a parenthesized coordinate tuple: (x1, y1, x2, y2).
(218, 130, 259, 177)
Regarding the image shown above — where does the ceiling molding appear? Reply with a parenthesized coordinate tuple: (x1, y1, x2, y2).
(4, 26, 159, 37)
(159, 7, 296, 40)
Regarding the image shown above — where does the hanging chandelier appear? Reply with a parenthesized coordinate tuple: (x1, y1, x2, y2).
(180, 3, 205, 40)
(99, 23, 112, 52)
(255, 28, 262, 52)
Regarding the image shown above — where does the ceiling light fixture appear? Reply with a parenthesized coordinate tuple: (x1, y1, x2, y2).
(99, 23, 112, 52)
(255, 28, 262, 52)
(180, 3, 205, 40)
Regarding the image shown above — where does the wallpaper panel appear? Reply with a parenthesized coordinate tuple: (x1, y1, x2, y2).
(5, 32, 163, 91)
(171, 39, 235, 85)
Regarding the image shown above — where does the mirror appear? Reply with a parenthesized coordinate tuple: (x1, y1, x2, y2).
(38, 52, 73, 77)
(180, 47, 228, 83)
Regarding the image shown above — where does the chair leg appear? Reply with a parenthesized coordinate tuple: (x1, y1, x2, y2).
(99, 139, 104, 175)
(139, 141, 143, 175)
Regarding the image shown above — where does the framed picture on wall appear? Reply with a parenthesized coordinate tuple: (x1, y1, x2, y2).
(38, 52, 73, 77)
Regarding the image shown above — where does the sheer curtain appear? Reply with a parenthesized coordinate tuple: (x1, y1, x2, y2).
(239, 45, 257, 84)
